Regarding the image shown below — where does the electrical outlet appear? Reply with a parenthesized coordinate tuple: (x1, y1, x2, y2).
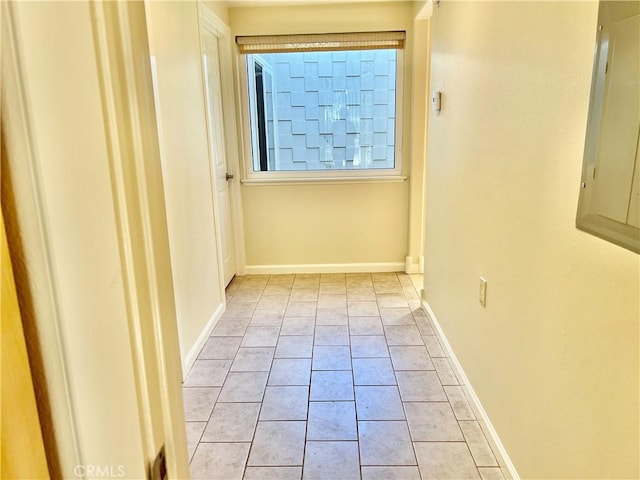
(479, 277, 487, 307)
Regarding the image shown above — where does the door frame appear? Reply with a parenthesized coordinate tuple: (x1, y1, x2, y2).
(3, 1, 190, 477)
(198, 4, 247, 282)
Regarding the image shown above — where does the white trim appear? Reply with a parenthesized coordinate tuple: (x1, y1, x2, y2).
(245, 262, 405, 274)
(2, 3, 82, 473)
(242, 175, 407, 186)
(181, 303, 226, 381)
(404, 255, 424, 274)
(422, 300, 520, 480)
(91, 3, 189, 477)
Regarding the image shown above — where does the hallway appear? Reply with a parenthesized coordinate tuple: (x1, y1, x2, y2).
(183, 273, 505, 479)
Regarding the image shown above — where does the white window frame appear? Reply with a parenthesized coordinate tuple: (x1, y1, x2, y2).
(237, 40, 405, 184)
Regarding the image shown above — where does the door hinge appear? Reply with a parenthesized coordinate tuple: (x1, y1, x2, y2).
(225, 173, 235, 181)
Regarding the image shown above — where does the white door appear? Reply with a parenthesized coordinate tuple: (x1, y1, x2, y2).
(202, 33, 236, 286)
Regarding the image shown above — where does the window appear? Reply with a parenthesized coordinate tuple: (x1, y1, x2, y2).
(237, 32, 405, 180)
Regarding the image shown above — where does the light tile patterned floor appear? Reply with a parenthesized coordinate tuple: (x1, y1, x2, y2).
(183, 273, 506, 480)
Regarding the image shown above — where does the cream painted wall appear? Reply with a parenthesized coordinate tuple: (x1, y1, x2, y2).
(8, 2, 147, 476)
(146, 1, 226, 369)
(230, 2, 424, 270)
(425, 2, 639, 478)
(242, 183, 408, 265)
(204, 0, 229, 24)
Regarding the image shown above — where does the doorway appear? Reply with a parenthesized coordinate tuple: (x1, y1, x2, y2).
(200, 14, 238, 287)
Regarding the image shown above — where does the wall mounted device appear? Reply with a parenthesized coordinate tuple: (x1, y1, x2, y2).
(431, 90, 442, 112)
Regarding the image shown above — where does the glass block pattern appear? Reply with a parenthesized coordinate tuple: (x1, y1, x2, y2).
(248, 50, 397, 171)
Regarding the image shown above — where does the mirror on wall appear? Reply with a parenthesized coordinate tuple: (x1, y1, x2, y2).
(577, 1, 639, 253)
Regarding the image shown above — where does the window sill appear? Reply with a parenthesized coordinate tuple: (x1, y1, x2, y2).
(240, 175, 407, 186)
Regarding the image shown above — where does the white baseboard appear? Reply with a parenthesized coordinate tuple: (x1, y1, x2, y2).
(422, 300, 520, 480)
(244, 262, 405, 275)
(181, 302, 226, 381)
(404, 256, 424, 274)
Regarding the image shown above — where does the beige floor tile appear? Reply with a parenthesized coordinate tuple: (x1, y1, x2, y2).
(241, 327, 280, 347)
(241, 276, 269, 287)
(186, 422, 206, 461)
(303, 441, 360, 480)
(384, 325, 424, 346)
(244, 467, 302, 480)
(248, 421, 306, 466)
(376, 294, 409, 308)
(183, 387, 220, 421)
(424, 335, 446, 357)
(404, 402, 464, 441)
(310, 370, 354, 401)
(358, 421, 416, 466)
(231, 347, 275, 372)
(319, 283, 347, 294)
(320, 273, 346, 283)
(346, 287, 377, 301)
(316, 308, 348, 325)
(350, 336, 389, 358)
(402, 288, 421, 302)
(312, 345, 352, 370)
(250, 311, 284, 327)
(348, 317, 384, 336)
(314, 325, 350, 345)
(478, 467, 506, 480)
(267, 274, 295, 285)
(231, 289, 263, 303)
(352, 358, 396, 385)
(361, 466, 421, 480)
(199, 336, 242, 360)
(389, 346, 434, 371)
(355, 386, 404, 420)
(184, 360, 232, 387)
(307, 401, 357, 440)
(348, 301, 380, 317)
(212, 318, 251, 337)
(188, 273, 502, 477)
(293, 277, 320, 288)
(432, 357, 459, 385)
(275, 335, 314, 358)
(414, 442, 480, 479)
(444, 385, 476, 420)
(415, 316, 435, 336)
(217, 372, 268, 402)
(371, 272, 398, 281)
(257, 295, 289, 314)
(396, 371, 447, 401)
(373, 281, 403, 294)
(201, 402, 260, 442)
(262, 284, 293, 296)
(290, 288, 319, 301)
(379, 308, 415, 326)
(280, 317, 315, 336)
(260, 386, 309, 420)
(225, 302, 258, 317)
(317, 294, 347, 309)
(286, 301, 318, 317)
(459, 421, 499, 466)
(268, 358, 311, 385)
(190, 442, 250, 480)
